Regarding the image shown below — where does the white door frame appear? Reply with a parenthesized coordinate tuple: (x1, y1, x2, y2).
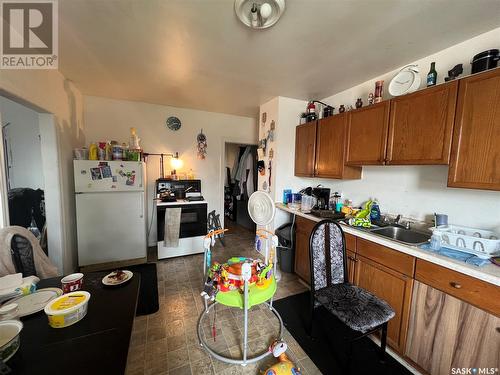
(220, 138, 258, 229)
(0, 95, 64, 273)
(0, 111, 9, 228)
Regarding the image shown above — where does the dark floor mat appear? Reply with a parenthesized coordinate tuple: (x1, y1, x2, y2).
(274, 292, 412, 375)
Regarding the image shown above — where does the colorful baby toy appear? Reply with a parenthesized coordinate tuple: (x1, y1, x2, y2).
(264, 341, 301, 375)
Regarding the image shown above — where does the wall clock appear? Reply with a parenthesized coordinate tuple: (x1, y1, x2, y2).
(166, 116, 181, 131)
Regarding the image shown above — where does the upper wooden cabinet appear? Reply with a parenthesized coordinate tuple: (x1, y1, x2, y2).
(387, 81, 458, 164)
(448, 68, 500, 190)
(294, 121, 317, 177)
(346, 101, 391, 165)
(315, 114, 362, 179)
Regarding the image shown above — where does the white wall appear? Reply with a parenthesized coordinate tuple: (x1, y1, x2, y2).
(267, 28, 500, 232)
(84, 96, 258, 246)
(0, 97, 44, 190)
(321, 27, 500, 109)
(0, 70, 85, 274)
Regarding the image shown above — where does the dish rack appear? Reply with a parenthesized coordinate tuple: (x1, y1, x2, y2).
(432, 225, 500, 259)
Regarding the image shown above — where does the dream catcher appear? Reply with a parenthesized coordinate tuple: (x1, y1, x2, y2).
(197, 129, 207, 159)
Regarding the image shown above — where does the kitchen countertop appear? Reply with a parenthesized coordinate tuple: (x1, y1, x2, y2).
(276, 203, 500, 286)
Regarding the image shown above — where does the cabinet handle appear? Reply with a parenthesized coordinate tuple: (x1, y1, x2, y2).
(450, 282, 462, 289)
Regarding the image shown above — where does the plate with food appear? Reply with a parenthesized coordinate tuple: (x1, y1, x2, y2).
(102, 270, 133, 286)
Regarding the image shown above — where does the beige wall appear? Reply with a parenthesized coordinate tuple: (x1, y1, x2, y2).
(84, 96, 258, 245)
(0, 70, 86, 273)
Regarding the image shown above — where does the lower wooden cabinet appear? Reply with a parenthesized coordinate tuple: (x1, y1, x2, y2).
(355, 255, 414, 353)
(405, 281, 500, 375)
(294, 216, 316, 284)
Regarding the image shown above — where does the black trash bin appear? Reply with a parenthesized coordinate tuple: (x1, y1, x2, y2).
(275, 222, 295, 273)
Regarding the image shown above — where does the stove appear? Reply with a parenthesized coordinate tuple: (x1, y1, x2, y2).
(186, 196, 205, 202)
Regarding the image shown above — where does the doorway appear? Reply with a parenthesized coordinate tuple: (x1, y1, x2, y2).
(0, 95, 63, 270)
(223, 142, 258, 233)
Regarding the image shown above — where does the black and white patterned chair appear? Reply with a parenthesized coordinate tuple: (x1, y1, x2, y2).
(308, 219, 395, 364)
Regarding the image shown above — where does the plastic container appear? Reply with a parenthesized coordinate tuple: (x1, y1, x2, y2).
(112, 145, 123, 160)
(300, 195, 315, 213)
(44, 291, 91, 328)
(431, 225, 500, 259)
(61, 273, 84, 294)
(0, 304, 19, 321)
(73, 148, 89, 160)
(88, 143, 98, 161)
(275, 223, 295, 273)
(287, 194, 301, 210)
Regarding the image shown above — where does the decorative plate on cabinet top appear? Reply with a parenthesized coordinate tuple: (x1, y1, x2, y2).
(388, 65, 421, 96)
(166, 116, 181, 131)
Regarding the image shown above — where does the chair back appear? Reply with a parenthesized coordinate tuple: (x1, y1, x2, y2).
(308, 219, 347, 292)
(11, 234, 37, 277)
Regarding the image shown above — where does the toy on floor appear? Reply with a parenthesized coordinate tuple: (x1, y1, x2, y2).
(264, 341, 301, 375)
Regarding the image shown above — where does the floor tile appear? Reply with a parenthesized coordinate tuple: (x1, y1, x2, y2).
(129, 224, 314, 375)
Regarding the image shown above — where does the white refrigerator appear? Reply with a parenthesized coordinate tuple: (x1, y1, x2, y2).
(74, 160, 147, 267)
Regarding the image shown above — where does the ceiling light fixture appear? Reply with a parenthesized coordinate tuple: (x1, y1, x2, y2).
(235, 0, 285, 29)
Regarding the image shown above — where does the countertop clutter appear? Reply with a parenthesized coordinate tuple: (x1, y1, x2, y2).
(276, 203, 500, 286)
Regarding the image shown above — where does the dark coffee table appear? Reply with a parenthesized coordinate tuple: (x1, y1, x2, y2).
(7, 271, 140, 374)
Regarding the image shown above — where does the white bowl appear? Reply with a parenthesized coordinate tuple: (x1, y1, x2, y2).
(0, 320, 23, 362)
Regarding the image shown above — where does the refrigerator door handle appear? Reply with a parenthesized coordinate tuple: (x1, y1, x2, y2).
(140, 193, 144, 218)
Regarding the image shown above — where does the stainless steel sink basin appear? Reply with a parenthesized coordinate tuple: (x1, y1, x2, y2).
(369, 226, 431, 245)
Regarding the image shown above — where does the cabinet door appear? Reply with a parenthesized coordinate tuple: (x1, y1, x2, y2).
(448, 68, 500, 190)
(295, 122, 317, 177)
(315, 114, 361, 179)
(355, 255, 413, 353)
(346, 101, 391, 165)
(387, 81, 458, 164)
(294, 216, 316, 284)
(406, 281, 500, 375)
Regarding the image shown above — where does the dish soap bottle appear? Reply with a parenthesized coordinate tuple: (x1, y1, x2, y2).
(370, 200, 381, 221)
(427, 62, 437, 87)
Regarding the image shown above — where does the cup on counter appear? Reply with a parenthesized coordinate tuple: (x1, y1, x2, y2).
(434, 213, 448, 227)
(61, 273, 84, 294)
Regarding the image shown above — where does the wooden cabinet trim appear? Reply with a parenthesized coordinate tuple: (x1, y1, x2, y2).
(346, 101, 391, 165)
(386, 81, 458, 165)
(357, 238, 415, 277)
(415, 259, 500, 316)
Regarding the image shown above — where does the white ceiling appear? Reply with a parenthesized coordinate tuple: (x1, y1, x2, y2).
(59, 0, 500, 117)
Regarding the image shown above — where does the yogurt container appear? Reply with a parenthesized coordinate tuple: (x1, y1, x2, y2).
(44, 291, 91, 328)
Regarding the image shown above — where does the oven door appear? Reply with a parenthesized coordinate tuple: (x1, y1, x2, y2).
(157, 203, 208, 241)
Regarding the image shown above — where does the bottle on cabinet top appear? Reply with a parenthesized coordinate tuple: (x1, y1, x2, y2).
(427, 62, 437, 87)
